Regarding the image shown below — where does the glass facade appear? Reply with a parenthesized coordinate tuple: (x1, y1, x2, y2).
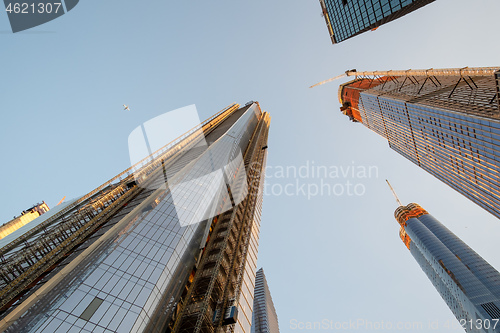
(339, 71, 500, 219)
(235, 159, 266, 333)
(395, 203, 500, 332)
(319, 0, 435, 43)
(251, 268, 280, 333)
(172, 108, 271, 333)
(0, 102, 271, 333)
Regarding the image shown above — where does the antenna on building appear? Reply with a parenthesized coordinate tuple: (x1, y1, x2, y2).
(386, 179, 403, 206)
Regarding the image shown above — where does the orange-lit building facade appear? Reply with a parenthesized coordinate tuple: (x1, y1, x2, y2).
(339, 69, 500, 219)
(0, 202, 49, 240)
(395, 203, 500, 332)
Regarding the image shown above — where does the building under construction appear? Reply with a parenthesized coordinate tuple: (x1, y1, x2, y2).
(0, 102, 271, 333)
(333, 67, 500, 220)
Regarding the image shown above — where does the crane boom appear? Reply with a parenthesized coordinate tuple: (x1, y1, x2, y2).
(56, 196, 66, 206)
(386, 180, 403, 207)
(309, 73, 346, 88)
(309, 66, 500, 89)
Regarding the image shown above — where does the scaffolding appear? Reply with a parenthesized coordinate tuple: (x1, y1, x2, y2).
(335, 67, 500, 120)
(0, 103, 242, 320)
(171, 112, 270, 333)
(346, 67, 500, 79)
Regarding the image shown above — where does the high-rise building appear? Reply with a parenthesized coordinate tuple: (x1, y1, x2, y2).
(395, 202, 500, 332)
(0, 102, 271, 333)
(0, 202, 50, 240)
(251, 268, 280, 333)
(318, 0, 435, 44)
(338, 67, 500, 219)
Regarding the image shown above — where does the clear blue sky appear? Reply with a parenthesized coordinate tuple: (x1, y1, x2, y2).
(1, 0, 500, 331)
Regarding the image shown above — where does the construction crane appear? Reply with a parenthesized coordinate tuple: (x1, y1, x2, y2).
(56, 196, 66, 206)
(308, 71, 354, 89)
(386, 180, 403, 207)
(309, 67, 500, 88)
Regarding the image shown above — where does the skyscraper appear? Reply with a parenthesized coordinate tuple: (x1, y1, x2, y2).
(338, 67, 500, 219)
(0, 102, 271, 333)
(251, 268, 280, 333)
(318, 0, 435, 44)
(395, 202, 500, 332)
(0, 202, 50, 240)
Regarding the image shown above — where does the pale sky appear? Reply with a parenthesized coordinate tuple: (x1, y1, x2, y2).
(1, 0, 500, 331)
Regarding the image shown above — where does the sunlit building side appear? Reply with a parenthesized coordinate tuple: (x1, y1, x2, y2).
(0, 202, 49, 240)
(0, 102, 271, 333)
(339, 67, 500, 219)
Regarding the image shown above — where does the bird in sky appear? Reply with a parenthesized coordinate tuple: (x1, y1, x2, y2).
(123, 104, 130, 111)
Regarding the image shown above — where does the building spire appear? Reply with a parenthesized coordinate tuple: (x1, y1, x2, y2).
(386, 179, 403, 206)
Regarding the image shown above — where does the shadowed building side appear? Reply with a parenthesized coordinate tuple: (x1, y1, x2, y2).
(319, 0, 435, 44)
(251, 268, 280, 333)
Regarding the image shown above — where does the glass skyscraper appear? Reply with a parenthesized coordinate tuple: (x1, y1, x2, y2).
(251, 268, 280, 333)
(319, 0, 435, 43)
(339, 67, 500, 219)
(395, 203, 500, 332)
(0, 102, 271, 333)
